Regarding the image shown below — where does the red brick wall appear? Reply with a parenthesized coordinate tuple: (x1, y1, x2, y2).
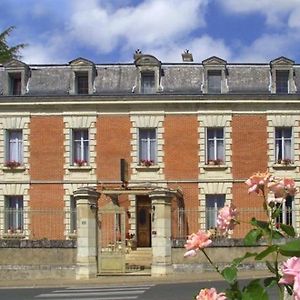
(29, 184, 64, 239)
(97, 116, 131, 181)
(232, 115, 268, 179)
(164, 115, 198, 180)
(29, 116, 64, 180)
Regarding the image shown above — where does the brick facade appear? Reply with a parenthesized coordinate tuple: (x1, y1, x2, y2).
(0, 54, 299, 240)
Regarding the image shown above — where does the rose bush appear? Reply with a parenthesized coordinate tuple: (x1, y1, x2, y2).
(185, 172, 300, 300)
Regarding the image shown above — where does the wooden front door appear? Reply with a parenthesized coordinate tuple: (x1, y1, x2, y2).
(137, 196, 151, 247)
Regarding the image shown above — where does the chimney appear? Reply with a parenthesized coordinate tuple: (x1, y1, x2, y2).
(181, 49, 193, 62)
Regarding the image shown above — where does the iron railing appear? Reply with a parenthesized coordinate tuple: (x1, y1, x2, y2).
(0, 208, 77, 240)
(171, 207, 297, 240)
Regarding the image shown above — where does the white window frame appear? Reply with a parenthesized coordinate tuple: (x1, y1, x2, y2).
(138, 128, 157, 164)
(275, 127, 292, 162)
(72, 129, 89, 165)
(205, 194, 225, 230)
(276, 196, 295, 227)
(6, 129, 23, 164)
(5, 195, 24, 232)
(206, 127, 224, 164)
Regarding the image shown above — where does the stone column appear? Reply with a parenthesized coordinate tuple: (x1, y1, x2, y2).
(74, 187, 100, 280)
(149, 188, 174, 276)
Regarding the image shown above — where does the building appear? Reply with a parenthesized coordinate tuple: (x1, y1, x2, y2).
(0, 52, 298, 249)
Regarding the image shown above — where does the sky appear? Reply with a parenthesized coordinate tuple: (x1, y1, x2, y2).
(2, 0, 300, 64)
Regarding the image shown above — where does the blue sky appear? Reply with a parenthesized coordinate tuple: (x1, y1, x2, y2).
(1, 0, 300, 64)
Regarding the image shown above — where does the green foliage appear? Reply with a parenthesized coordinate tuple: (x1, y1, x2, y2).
(232, 252, 257, 267)
(265, 261, 277, 274)
(255, 245, 278, 260)
(263, 277, 278, 288)
(222, 266, 237, 285)
(244, 228, 263, 246)
(280, 223, 296, 238)
(0, 26, 26, 64)
(279, 239, 300, 257)
(241, 279, 269, 300)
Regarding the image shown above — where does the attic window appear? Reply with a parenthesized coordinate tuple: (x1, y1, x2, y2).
(75, 72, 88, 95)
(9, 72, 22, 95)
(207, 70, 222, 93)
(141, 72, 155, 94)
(276, 70, 289, 94)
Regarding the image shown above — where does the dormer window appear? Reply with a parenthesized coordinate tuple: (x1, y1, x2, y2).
(3, 59, 30, 96)
(207, 70, 222, 93)
(9, 72, 22, 95)
(69, 57, 96, 95)
(134, 54, 162, 94)
(270, 57, 296, 94)
(75, 72, 89, 94)
(202, 56, 228, 94)
(141, 72, 155, 94)
(276, 70, 289, 93)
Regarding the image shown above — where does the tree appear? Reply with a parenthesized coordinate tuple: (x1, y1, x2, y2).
(0, 26, 26, 64)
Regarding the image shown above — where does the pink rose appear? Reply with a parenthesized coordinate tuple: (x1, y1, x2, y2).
(294, 273, 300, 300)
(245, 172, 270, 194)
(184, 230, 212, 257)
(196, 288, 227, 300)
(268, 177, 297, 199)
(217, 204, 238, 235)
(279, 257, 300, 286)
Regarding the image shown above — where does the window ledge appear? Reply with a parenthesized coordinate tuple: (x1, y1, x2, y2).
(2, 166, 26, 172)
(135, 165, 160, 172)
(203, 164, 228, 171)
(272, 164, 296, 170)
(2, 232, 25, 238)
(68, 166, 92, 171)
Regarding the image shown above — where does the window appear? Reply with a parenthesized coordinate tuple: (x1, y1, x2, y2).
(9, 72, 21, 95)
(139, 128, 156, 164)
(276, 196, 294, 227)
(141, 72, 155, 94)
(206, 128, 224, 164)
(205, 195, 225, 230)
(72, 129, 89, 165)
(275, 127, 292, 163)
(70, 196, 77, 233)
(276, 70, 289, 93)
(75, 72, 88, 94)
(5, 196, 23, 232)
(207, 70, 221, 93)
(6, 130, 23, 165)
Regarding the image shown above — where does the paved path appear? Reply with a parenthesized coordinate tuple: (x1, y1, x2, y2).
(0, 270, 271, 288)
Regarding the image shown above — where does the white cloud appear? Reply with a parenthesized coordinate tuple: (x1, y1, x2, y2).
(218, 0, 300, 28)
(68, 0, 208, 54)
(141, 35, 231, 63)
(22, 34, 71, 64)
(234, 32, 300, 62)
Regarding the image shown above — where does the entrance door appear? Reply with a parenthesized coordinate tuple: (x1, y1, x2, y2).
(136, 196, 151, 247)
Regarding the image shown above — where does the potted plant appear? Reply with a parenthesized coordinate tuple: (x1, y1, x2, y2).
(281, 158, 292, 165)
(5, 160, 21, 168)
(139, 159, 154, 167)
(74, 159, 87, 167)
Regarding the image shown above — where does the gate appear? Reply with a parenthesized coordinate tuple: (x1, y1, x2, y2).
(97, 202, 126, 274)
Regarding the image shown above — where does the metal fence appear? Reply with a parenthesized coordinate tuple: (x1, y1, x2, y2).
(0, 208, 77, 240)
(171, 207, 297, 240)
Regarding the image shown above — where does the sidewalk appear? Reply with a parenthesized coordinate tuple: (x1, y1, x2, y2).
(0, 270, 271, 288)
